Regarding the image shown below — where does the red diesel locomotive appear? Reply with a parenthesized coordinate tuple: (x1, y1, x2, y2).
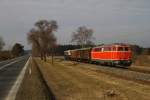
(64, 44, 132, 66)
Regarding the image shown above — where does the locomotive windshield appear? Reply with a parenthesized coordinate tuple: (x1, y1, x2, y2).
(118, 47, 124, 51)
(124, 47, 129, 51)
(118, 47, 130, 51)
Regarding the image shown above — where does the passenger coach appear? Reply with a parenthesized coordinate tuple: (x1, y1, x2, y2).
(64, 44, 132, 67)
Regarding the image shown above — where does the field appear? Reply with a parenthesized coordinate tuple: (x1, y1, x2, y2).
(21, 57, 150, 100)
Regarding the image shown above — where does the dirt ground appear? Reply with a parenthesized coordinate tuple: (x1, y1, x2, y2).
(35, 58, 150, 100)
(15, 58, 51, 100)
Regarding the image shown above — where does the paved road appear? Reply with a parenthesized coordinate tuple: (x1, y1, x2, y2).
(0, 55, 29, 100)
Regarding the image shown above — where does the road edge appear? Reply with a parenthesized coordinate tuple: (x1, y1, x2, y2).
(34, 59, 56, 100)
(5, 57, 30, 100)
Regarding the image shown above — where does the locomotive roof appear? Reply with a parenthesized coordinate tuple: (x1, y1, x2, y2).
(70, 47, 92, 51)
(94, 43, 130, 48)
(64, 43, 130, 52)
(64, 47, 91, 52)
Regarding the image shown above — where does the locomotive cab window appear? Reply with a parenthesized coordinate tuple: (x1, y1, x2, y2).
(104, 47, 111, 51)
(118, 47, 124, 51)
(112, 47, 116, 51)
(124, 47, 129, 51)
(101, 48, 104, 52)
(99, 48, 102, 51)
(94, 48, 99, 52)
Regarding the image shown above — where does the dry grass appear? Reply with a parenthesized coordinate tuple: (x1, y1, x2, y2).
(0, 51, 13, 61)
(16, 58, 51, 100)
(35, 57, 150, 100)
(134, 55, 150, 67)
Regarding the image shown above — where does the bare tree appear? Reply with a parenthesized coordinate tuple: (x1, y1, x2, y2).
(27, 29, 41, 58)
(71, 26, 94, 48)
(0, 36, 5, 51)
(27, 19, 58, 63)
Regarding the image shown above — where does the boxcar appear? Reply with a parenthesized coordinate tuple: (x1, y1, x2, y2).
(69, 50, 79, 60)
(68, 48, 92, 61)
(77, 48, 92, 61)
(64, 50, 71, 60)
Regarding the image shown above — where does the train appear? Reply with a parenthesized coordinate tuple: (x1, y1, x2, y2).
(64, 44, 132, 67)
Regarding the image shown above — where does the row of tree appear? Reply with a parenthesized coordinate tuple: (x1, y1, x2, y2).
(0, 36, 5, 51)
(48, 44, 150, 56)
(11, 43, 24, 57)
(28, 19, 150, 64)
(27, 20, 58, 63)
(0, 36, 24, 60)
(27, 19, 95, 63)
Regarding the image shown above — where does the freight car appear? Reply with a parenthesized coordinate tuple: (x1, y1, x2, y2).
(70, 48, 92, 62)
(64, 50, 71, 60)
(64, 44, 132, 66)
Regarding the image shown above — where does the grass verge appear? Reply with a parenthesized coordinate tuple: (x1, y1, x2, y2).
(15, 58, 52, 100)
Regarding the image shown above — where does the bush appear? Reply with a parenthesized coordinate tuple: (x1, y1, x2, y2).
(0, 51, 13, 61)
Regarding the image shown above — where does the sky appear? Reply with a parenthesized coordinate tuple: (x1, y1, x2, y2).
(0, 0, 150, 50)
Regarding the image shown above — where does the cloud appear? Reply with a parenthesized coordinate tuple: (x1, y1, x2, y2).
(0, 0, 150, 49)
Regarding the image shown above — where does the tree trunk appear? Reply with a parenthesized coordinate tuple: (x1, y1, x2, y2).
(44, 51, 47, 62)
(82, 44, 84, 48)
(40, 52, 43, 60)
(51, 48, 54, 65)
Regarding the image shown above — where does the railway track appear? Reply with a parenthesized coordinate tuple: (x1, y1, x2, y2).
(94, 68, 150, 85)
(96, 66, 150, 85)
(96, 64, 150, 75)
(60, 57, 150, 75)
(77, 60, 150, 74)
(66, 60, 150, 85)
(128, 67, 150, 74)
(56, 57, 150, 85)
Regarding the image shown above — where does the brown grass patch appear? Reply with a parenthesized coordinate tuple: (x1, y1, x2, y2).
(34, 58, 150, 100)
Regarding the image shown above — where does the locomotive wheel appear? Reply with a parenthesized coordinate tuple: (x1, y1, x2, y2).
(111, 62, 116, 67)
